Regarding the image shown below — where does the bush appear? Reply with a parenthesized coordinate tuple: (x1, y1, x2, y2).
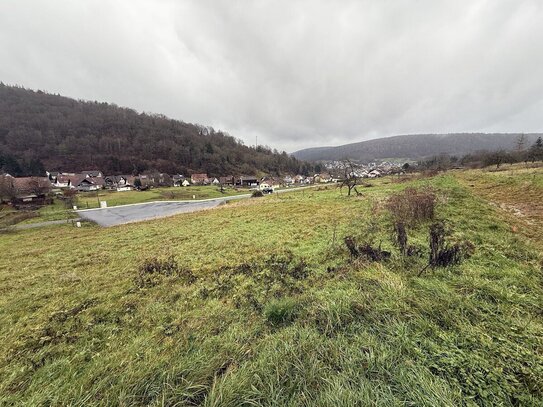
(251, 190, 264, 198)
(419, 222, 475, 275)
(344, 236, 391, 262)
(386, 187, 436, 226)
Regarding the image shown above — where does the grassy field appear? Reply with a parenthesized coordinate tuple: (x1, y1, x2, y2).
(0, 169, 542, 405)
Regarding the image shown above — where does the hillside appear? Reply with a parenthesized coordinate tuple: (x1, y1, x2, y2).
(1, 166, 542, 405)
(293, 133, 541, 162)
(0, 84, 311, 176)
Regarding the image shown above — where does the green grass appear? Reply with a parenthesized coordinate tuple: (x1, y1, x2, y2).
(0, 170, 542, 405)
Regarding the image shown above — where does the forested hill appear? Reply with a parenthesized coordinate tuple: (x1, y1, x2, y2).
(0, 84, 311, 176)
(293, 133, 541, 162)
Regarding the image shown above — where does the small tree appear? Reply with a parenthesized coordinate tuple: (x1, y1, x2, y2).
(340, 159, 361, 196)
(134, 178, 142, 189)
(529, 137, 543, 162)
(27, 177, 50, 195)
(62, 189, 78, 208)
(0, 175, 15, 202)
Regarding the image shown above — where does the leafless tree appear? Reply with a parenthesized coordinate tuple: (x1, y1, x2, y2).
(0, 175, 15, 202)
(339, 159, 361, 196)
(27, 178, 50, 195)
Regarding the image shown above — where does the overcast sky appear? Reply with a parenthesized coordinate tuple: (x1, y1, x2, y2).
(1, 1, 542, 152)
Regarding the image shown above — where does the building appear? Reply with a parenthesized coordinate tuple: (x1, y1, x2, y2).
(236, 175, 259, 187)
(191, 173, 209, 185)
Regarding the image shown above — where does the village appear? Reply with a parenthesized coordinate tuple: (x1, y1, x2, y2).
(0, 164, 398, 208)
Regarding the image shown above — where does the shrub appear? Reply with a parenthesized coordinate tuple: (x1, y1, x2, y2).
(344, 236, 390, 262)
(386, 187, 436, 226)
(251, 190, 264, 198)
(419, 222, 475, 275)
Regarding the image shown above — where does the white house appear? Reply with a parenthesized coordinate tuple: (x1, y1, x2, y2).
(368, 170, 381, 178)
(182, 179, 190, 187)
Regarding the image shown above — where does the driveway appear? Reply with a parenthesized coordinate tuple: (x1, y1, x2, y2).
(76, 185, 316, 227)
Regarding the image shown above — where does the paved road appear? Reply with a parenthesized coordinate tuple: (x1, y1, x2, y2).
(76, 194, 252, 227)
(76, 186, 316, 227)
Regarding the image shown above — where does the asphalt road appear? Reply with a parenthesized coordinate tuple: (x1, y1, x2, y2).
(76, 186, 316, 227)
(77, 199, 232, 227)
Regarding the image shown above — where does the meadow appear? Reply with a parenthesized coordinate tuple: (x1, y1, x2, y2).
(0, 167, 541, 406)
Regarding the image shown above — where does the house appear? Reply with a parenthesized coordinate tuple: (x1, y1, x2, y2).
(210, 177, 220, 185)
(368, 170, 381, 178)
(219, 176, 235, 186)
(260, 177, 282, 190)
(52, 174, 72, 188)
(236, 175, 259, 187)
(76, 176, 104, 192)
(191, 173, 209, 185)
(143, 173, 172, 187)
(314, 173, 332, 183)
(294, 175, 305, 184)
(10, 176, 52, 206)
(284, 175, 294, 185)
(46, 171, 60, 184)
(104, 175, 134, 191)
(172, 175, 186, 187)
(181, 179, 190, 187)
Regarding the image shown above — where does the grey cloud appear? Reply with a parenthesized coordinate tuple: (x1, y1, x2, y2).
(1, 0, 542, 152)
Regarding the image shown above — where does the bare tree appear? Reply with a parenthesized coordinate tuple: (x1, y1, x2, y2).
(0, 175, 15, 202)
(339, 159, 361, 196)
(27, 177, 50, 195)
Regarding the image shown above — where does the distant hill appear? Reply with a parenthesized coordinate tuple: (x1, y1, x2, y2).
(292, 133, 541, 162)
(0, 84, 312, 176)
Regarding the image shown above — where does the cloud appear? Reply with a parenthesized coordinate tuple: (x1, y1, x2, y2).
(1, 0, 542, 151)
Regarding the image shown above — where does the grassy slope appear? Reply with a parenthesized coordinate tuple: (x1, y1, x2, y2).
(0, 172, 542, 406)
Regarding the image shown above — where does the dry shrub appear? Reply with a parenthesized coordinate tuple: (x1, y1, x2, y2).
(392, 221, 422, 257)
(386, 187, 436, 226)
(419, 222, 475, 275)
(344, 236, 390, 262)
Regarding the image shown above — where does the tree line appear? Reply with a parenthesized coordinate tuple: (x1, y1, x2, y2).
(0, 84, 314, 177)
(416, 135, 543, 170)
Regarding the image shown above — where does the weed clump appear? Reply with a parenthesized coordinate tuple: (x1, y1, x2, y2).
(196, 251, 310, 310)
(386, 187, 436, 226)
(264, 297, 299, 326)
(251, 190, 264, 198)
(135, 255, 195, 288)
